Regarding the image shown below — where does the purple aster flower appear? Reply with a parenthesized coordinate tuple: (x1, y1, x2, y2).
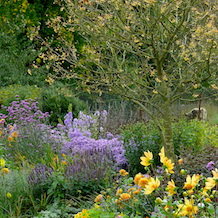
(206, 161, 214, 171)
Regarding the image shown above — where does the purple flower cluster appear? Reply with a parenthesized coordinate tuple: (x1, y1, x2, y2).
(59, 111, 127, 168)
(0, 97, 49, 126)
(206, 161, 215, 171)
(65, 110, 107, 136)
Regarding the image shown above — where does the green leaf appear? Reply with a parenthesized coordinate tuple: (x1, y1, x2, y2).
(208, 203, 215, 215)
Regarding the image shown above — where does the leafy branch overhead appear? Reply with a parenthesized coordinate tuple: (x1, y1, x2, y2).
(33, 0, 218, 160)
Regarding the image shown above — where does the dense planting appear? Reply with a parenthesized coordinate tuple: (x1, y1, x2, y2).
(0, 97, 218, 217)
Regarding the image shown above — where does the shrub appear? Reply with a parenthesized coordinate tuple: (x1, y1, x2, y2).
(39, 82, 86, 126)
(0, 85, 41, 110)
(173, 118, 218, 155)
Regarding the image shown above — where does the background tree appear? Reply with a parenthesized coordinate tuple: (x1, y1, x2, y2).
(35, 0, 218, 160)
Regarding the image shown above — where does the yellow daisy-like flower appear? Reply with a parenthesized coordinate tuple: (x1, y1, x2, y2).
(140, 151, 153, 167)
(11, 131, 18, 138)
(167, 180, 177, 196)
(177, 197, 198, 217)
(205, 178, 216, 191)
(0, 158, 5, 167)
(212, 168, 218, 179)
(8, 136, 13, 142)
(116, 188, 123, 196)
(204, 169, 218, 191)
(138, 177, 150, 188)
(162, 157, 174, 174)
(74, 209, 88, 218)
(120, 193, 131, 201)
(159, 147, 165, 163)
(94, 194, 103, 203)
(183, 174, 200, 194)
(144, 177, 160, 195)
(134, 173, 143, 185)
(119, 169, 129, 176)
(1, 168, 9, 175)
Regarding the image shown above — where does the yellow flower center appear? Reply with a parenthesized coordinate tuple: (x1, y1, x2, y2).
(186, 184, 193, 190)
(186, 206, 192, 212)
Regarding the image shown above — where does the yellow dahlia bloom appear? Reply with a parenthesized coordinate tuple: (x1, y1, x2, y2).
(183, 174, 200, 193)
(8, 136, 13, 142)
(134, 173, 143, 185)
(162, 157, 174, 174)
(167, 180, 177, 196)
(212, 168, 218, 179)
(159, 147, 165, 163)
(140, 151, 153, 167)
(94, 194, 103, 203)
(205, 177, 216, 191)
(204, 169, 218, 191)
(1, 168, 9, 175)
(144, 177, 160, 195)
(138, 177, 150, 188)
(119, 169, 129, 176)
(120, 193, 131, 201)
(0, 158, 5, 167)
(11, 131, 18, 138)
(177, 197, 198, 217)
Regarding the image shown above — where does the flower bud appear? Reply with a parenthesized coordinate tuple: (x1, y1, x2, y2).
(183, 192, 188, 197)
(180, 169, 186, 175)
(7, 193, 12, 198)
(155, 197, 162, 205)
(205, 198, 211, 203)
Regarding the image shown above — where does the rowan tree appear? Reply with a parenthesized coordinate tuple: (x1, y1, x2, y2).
(36, 0, 218, 160)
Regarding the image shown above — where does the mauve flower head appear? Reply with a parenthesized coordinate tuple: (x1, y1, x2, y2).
(207, 161, 215, 171)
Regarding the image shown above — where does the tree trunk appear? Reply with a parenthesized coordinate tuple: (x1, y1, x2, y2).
(162, 100, 176, 162)
(161, 79, 176, 162)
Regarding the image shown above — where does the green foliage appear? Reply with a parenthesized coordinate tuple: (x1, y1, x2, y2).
(0, 18, 48, 87)
(0, 169, 32, 217)
(173, 118, 218, 154)
(39, 83, 87, 126)
(120, 121, 161, 175)
(34, 202, 78, 218)
(0, 85, 41, 108)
